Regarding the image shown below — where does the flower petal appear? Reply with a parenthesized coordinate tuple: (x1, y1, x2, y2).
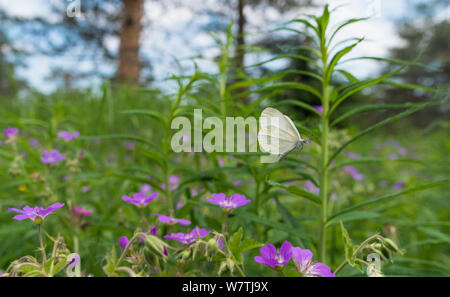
(259, 244, 277, 260)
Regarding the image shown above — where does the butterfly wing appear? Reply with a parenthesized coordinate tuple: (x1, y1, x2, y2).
(258, 108, 300, 155)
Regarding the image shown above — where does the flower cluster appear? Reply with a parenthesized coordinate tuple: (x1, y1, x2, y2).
(4, 127, 18, 139)
(303, 181, 320, 194)
(254, 241, 335, 277)
(343, 165, 364, 181)
(71, 206, 93, 217)
(161, 175, 180, 191)
(41, 150, 66, 164)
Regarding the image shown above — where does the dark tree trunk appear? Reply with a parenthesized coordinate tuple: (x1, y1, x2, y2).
(236, 0, 246, 70)
(117, 0, 143, 85)
(235, 0, 247, 102)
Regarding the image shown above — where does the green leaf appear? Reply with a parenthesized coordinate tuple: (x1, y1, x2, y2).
(418, 227, 450, 242)
(330, 157, 427, 170)
(246, 82, 322, 99)
(337, 69, 358, 83)
(325, 39, 363, 84)
(82, 134, 152, 145)
(329, 179, 450, 222)
(274, 198, 308, 248)
(326, 211, 381, 226)
(273, 99, 321, 116)
(267, 180, 321, 205)
(331, 101, 443, 127)
(328, 105, 431, 165)
(234, 211, 314, 242)
(229, 227, 263, 265)
(103, 246, 118, 277)
(340, 222, 357, 267)
(246, 54, 320, 71)
(328, 17, 369, 46)
(121, 109, 168, 127)
(330, 64, 408, 114)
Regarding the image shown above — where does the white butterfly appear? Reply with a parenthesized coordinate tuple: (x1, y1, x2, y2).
(258, 107, 310, 162)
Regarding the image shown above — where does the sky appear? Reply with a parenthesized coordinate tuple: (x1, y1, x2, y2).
(0, 0, 447, 93)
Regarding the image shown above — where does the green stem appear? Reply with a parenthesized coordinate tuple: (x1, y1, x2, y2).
(235, 263, 246, 277)
(220, 72, 227, 115)
(115, 232, 146, 269)
(38, 225, 46, 270)
(223, 212, 229, 235)
(318, 52, 330, 263)
(333, 260, 347, 275)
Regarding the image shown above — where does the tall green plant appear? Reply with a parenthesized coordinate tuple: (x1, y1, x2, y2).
(253, 5, 448, 266)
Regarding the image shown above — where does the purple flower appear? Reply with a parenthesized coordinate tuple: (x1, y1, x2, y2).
(161, 175, 180, 191)
(217, 236, 224, 250)
(58, 131, 80, 142)
(176, 200, 185, 209)
(71, 206, 93, 217)
(8, 202, 64, 224)
(29, 138, 40, 147)
(169, 175, 180, 184)
(254, 241, 292, 269)
(206, 193, 251, 212)
(379, 180, 388, 188)
(190, 187, 198, 197)
(125, 141, 136, 150)
(150, 225, 158, 236)
(392, 181, 405, 190)
(313, 106, 323, 114)
(233, 180, 243, 186)
(303, 181, 320, 194)
(122, 192, 158, 208)
(389, 154, 398, 160)
(343, 165, 364, 181)
(140, 184, 152, 194)
(347, 152, 361, 158)
(164, 227, 211, 245)
(4, 127, 18, 139)
(41, 150, 66, 164)
(81, 185, 91, 193)
(398, 147, 407, 156)
(291, 247, 335, 277)
(151, 213, 191, 226)
(119, 236, 129, 250)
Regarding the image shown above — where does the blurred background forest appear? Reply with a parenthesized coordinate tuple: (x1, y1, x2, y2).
(0, 0, 449, 276)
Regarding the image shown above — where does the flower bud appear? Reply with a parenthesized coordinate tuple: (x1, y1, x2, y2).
(144, 235, 168, 261)
(144, 247, 159, 267)
(383, 238, 402, 254)
(218, 258, 235, 276)
(177, 249, 191, 263)
(205, 238, 219, 260)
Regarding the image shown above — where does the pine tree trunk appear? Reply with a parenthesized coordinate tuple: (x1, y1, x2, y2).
(117, 0, 143, 85)
(235, 0, 247, 102)
(236, 0, 245, 70)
